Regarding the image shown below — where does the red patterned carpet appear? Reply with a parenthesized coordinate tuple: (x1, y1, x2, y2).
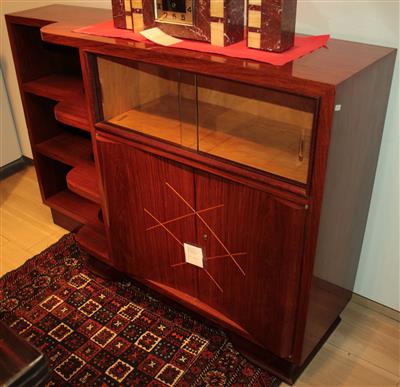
(0, 234, 280, 386)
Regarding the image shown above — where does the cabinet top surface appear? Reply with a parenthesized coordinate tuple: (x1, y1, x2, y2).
(6, 4, 396, 90)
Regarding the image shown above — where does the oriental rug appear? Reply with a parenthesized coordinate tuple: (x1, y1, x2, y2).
(0, 234, 280, 386)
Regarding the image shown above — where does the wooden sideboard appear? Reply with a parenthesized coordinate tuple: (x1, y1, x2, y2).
(5, 5, 396, 384)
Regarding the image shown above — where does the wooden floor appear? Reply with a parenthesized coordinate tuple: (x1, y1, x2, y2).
(1, 166, 399, 386)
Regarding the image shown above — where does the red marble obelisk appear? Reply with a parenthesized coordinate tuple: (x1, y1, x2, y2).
(247, 0, 297, 52)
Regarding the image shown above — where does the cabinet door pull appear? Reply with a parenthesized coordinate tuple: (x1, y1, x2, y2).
(298, 134, 305, 162)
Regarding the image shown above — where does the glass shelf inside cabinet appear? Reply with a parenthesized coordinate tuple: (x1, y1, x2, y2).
(197, 77, 316, 184)
(97, 57, 197, 149)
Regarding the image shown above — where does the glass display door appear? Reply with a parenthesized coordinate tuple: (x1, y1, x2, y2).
(97, 56, 197, 149)
(196, 77, 316, 183)
(95, 56, 317, 184)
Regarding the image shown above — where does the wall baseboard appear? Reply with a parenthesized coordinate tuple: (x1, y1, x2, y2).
(352, 293, 399, 322)
(0, 156, 33, 180)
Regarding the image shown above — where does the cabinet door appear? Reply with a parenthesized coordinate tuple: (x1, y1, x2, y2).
(98, 135, 306, 357)
(194, 171, 306, 357)
(97, 136, 198, 298)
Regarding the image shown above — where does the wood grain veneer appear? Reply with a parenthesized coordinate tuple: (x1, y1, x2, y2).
(54, 94, 90, 131)
(297, 50, 397, 364)
(96, 132, 307, 357)
(95, 123, 309, 200)
(66, 163, 101, 204)
(35, 132, 92, 167)
(76, 223, 109, 262)
(50, 209, 82, 231)
(45, 190, 100, 225)
(22, 74, 84, 101)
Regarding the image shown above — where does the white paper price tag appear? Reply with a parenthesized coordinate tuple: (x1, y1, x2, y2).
(184, 243, 204, 268)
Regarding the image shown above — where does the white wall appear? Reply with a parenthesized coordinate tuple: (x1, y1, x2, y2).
(1, 67, 21, 166)
(1, 1, 398, 309)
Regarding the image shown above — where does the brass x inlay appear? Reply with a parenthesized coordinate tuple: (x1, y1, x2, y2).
(144, 208, 184, 247)
(144, 206, 225, 292)
(146, 204, 224, 231)
(144, 182, 247, 293)
(165, 183, 246, 276)
(207, 252, 247, 261)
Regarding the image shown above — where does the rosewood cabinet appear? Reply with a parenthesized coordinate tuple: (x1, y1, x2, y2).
(5, 4, 396, 384)
(93, 57, 315, 365)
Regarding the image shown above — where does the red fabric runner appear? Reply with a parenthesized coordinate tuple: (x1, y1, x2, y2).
(74, 20, 329, 66)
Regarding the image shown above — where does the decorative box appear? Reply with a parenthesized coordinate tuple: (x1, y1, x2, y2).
(247, 0, 297, 52)
(111, 0, 245, 46)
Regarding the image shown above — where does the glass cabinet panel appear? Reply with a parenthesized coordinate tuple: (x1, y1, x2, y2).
(96, 57, 317, 184)
(197, 77, 316, 183)
(97, 57, 197, 149)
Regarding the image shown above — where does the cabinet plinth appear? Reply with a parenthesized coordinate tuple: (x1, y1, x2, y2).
(5, 4, 396, 384)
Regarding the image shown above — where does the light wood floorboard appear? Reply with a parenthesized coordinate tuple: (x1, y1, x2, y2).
(0, 166, 66, 275)
(1, 166, 399, 386)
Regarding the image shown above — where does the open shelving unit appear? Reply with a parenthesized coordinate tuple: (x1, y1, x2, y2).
(6, 18, 109, 262)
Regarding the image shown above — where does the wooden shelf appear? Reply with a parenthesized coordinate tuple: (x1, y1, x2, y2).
(35, 132, 92, 167)
(66, 163, 101, 204)
(54, 94, 90, 131)
(76, 223, 109, 262)
(22, 74, 84, 101)
(45, 190, 99, 225)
